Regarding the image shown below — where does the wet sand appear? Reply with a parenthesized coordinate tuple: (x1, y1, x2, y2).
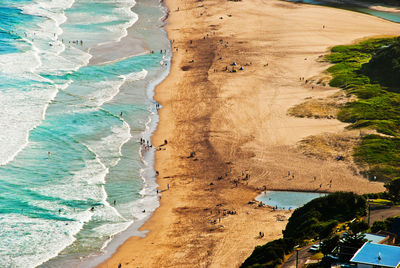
(99, 0, 400, 267)
(89, 26, 147, 65)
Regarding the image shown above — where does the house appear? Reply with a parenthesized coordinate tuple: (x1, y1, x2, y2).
(350, 242, 400, 268)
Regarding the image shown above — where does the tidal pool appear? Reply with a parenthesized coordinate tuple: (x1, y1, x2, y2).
(256, 191, 326, 210)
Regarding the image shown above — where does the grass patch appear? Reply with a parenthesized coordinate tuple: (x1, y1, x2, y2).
(326, 37, 400, 180)
(298, 131, 360, 161)
(287, 98, 339, 119)
(310, 252, 324, 260)
(353, 134, 400, 180)
(368, 198, 392, 205)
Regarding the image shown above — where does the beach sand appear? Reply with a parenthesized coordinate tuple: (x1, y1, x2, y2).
(99, 0, 400, 267)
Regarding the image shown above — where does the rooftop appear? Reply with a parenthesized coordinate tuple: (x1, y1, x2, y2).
(364, 233, 387, 244)
(350, 243, 400, 268)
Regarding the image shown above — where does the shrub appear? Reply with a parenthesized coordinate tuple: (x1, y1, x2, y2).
(240, 238, 295, 268)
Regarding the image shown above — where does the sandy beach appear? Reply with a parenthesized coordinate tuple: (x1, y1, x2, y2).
(99, 0, 400, 267)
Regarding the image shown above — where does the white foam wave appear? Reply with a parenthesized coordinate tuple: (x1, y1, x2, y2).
(32, 159, 107, 202)
(85, 122, 132, 168)
(102, 8, 138, 43)
(90, 1, 138, 47)
(79, 70, 147, 107)
(85, 80, 125, 108)
(94, 221, 133, 250)
(0, 213, 87, 268)
(0, 49, 41, 74)
(0, 0, 165, 266)
(0, 81, 60, 166)
(0, 0, 94, 166)
(121, 69, 148, 82)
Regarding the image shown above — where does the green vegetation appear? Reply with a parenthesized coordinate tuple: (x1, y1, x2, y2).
(241, 193, 367, 267)
(325, 37, 400, 180)
(371, 216, 400, 235)
(338, 232, 367, 262)
(368, 198, 393, 205)
(363, 38, 400, 89)
(310, 252, 323, 260)
(362, 192, 389, 200)
(240, 238, 295, 268)
(348, 220, 369, 234)
(354, 135, 400, 181)
(385, 178, 400, 202)
(320, 235, 339, 256)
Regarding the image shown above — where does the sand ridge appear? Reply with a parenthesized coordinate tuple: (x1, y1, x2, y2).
(99, 0, 400, 267)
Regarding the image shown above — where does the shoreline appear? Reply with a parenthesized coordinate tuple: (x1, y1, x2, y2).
(38, 0, 171, 266)
(99, 0, 400, 267)
(80, 5, 172, 268)
(77, 0, 173, 265)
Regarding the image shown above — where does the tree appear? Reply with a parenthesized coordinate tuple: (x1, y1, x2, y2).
(321, 235, 340, 256)
(338, 233, 367, 262)
(362, 37, 400, 88)
(349, 220, 369, 234)
(384, 178, 400, 202)
(371, 220, 388, 233)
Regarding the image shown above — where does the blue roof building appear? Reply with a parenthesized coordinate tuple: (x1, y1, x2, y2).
(350, 242, 400, 268)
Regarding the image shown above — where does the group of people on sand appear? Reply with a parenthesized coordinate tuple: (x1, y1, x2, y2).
(68, 40, 83, 45)
(49, 39, 83, 47)
(213, 168, 251, 188)
(155, 139, 168, 151)
(213, 38, 249, 73)
(140, 138, 152, 151)
(140, 137, 168, 153)
(269, 204, 292, 211)
(208, 207, 237, 225)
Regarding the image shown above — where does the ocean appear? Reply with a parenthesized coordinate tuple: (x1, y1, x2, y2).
(0, 0, 170, 267)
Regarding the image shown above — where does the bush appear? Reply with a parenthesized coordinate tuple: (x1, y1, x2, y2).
(240, 238, 295, 268)
(321, 235, 340, 256)
(385, 178, 400, 202)
(363, 192, 389, 199)
(371, 220, 389, 233)
(338, 233, 367, 262)
(350, 220, 369, 234)
(362, 37, 400, 89)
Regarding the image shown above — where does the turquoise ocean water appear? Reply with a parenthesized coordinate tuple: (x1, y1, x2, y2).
(0, 0, 169, 267)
